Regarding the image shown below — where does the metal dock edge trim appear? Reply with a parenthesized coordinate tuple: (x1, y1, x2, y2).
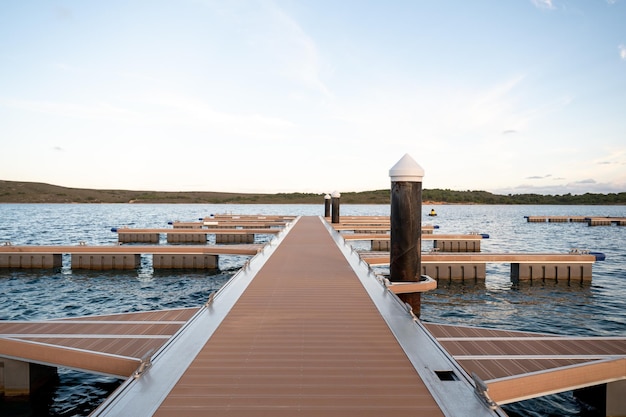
(89, 217, 301, 417)
(321, 217, 506, 417)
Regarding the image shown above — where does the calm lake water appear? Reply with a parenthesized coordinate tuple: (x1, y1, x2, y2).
(0, 203, 624, 416)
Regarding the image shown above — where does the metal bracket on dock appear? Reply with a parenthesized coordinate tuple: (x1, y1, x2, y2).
(471, 372, 498, 411)
(383, 275, 438, 295)
(133, 349, 154, 379)
(205, 291, 216, 307)
(404, 302, 419, 322)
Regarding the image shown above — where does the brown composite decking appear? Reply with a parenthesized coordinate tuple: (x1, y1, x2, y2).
(424, 323, 626, 404)
(116, 228, 283, 235)
(149, 216, 446, 417)
(0, 244, 262, 255)
(0, 308, 199, 377)
(361, 252, 597, 265)
(341, 233, 483, 241)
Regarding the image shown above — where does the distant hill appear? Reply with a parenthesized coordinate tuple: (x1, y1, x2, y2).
(0, 180, 624, 205)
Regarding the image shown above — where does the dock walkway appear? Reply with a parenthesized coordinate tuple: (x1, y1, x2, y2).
(93, 216, 497, 416)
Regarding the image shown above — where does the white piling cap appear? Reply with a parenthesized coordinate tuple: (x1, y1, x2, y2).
(324, 194, 331, 200)
(389, 154, 424, 182)
(331, 190, 341, 198)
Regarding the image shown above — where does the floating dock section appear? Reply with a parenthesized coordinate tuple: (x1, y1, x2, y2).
(115, 228, 282, 244)
(0, 245, 261, 270)
(342, 233, 486, 252)
(335, 216, 603, 281)
(361, 252, 600, 282)
(525, 216, 626, 226)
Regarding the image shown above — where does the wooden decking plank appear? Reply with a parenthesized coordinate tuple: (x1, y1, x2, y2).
(0, 337, 140, 377)
(424, 322, 626, 403)
(0, 308, 199, 377)
(0, 245, 262, 255)
(486, 357, 626, 404)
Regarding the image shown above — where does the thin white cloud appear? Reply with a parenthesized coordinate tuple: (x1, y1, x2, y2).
(531, 0, 555, 9)
(0, 98, 138, 123)
(619, 45, 626, 60)
(494, 179, 625, 195)
(574, 178, 596, 184)
(261, 3, 332, 97)
(0, 94, 296, 136)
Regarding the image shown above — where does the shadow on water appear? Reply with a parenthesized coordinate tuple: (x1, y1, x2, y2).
(503, 392, 603, 417)
(0, 369, 122, 417)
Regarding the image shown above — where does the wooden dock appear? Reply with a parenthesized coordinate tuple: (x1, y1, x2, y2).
(1, 216, 624, 416)
(90, 216, 494, 416)
(425, 323, 626, 409)
(0, 308, 199, 390)
(525, 216, 626, 226)
(0, 244, 262, 270)
(116, 227, 283, 244)
(342, 233, 486, 252)
(361, 251, 599, 281)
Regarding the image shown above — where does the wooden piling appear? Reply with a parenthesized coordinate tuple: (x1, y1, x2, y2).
(389, 154, 425, 316)
(324, 194, 331, 217)
(331, 191, 341, 224)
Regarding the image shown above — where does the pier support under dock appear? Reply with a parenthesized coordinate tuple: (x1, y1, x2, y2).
(118, 233, 160, 243)
(0, 254, 62, 269)
(152, 254, 218, 269)
(71, 254, 141, 270)
(371, 239, 481, 252)
(422, 263, 486, 280)
(607, 379, 626, 417)
(434, 239, 481, 252)
(588, 218, 612, 226)
(511, 263, 592, 282)
(215, 234, 254, 244)
(167, 233, 207, 244)
(372, 240, 390, 251)
(0, 358, 57, 397)
(575, 380, 626, 417)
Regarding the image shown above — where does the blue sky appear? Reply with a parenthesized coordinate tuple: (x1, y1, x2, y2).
(1, 0, 624, 195)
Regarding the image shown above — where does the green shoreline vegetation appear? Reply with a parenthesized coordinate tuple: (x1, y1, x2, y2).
(1, 180, 625, 205)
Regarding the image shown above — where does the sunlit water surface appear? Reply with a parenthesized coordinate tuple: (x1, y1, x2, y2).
(0, 204, 624, 416)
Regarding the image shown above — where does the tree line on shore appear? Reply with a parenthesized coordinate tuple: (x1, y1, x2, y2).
(0, 180, 624, 205)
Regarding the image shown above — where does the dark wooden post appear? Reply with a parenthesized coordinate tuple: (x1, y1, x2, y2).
(389, 154, 424, 316)
(324, 194, 331, 218)
(331, 191, 341, 224)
